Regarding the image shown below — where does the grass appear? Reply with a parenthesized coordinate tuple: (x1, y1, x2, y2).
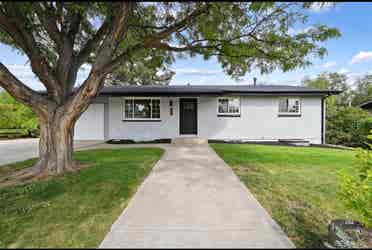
(211, 143, 360, 248)
(0, 147, 164, 248)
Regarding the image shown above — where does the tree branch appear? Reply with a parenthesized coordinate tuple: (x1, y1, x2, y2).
(0, 5, 62, 100)
(147, 41, 216, 52)
(98, 44, 143, 74)
(145, 3, 210, 42)
(98, 3, 211, 75)
(67, 10, 82, 43)
(65, 2, 137, 121)
(0, 63, 52, 116)
(33, 2, 63, 50)
(92, 2, 136, 71)
(75, 18, 111, 67)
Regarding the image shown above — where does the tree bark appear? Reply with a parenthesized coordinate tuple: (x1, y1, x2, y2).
(35, 108, 77, 177)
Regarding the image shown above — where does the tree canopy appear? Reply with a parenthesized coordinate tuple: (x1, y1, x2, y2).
(352, 74, 372, 106)
(302, 72, 351, 106)
(302, 72, 372, 147)
(0, 2, 340, 90)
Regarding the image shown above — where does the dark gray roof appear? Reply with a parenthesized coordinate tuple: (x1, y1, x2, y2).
(359, 100, 372, 109)
(99, 84, 341, 96)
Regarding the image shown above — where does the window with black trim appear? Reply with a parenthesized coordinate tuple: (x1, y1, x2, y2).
(123, 98, 160, 120)
(278, 98, 301, 115)
(217, 98, 240, 116)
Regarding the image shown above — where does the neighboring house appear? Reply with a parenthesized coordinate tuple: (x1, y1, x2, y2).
(359, 100, 372, 113)
(74, 85, 340, 144)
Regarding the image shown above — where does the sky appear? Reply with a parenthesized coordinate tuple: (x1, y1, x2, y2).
(1, 2, 372, 90)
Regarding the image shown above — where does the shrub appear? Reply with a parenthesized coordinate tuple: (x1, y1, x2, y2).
(0, 92, 39, 137)
(326, 106, 372, 147)
(338, 131, 372, 227)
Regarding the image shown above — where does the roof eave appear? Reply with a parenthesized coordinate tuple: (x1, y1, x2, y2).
(98, 91, 338, 97)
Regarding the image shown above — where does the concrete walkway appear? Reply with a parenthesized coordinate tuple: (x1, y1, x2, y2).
(0, 138, 40, 165)
(100, 143, 294, 248)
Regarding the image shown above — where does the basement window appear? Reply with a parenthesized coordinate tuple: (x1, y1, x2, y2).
(123, 98, 160, 121)
(278, 98, 301, 116)
(217, 98, 240, 116)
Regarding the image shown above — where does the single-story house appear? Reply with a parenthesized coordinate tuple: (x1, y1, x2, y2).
(74, 85, 340, 144)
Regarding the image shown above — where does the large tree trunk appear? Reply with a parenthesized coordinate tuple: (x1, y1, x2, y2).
(34, 109, 78, 177)
(26, 106, 78, 177)
(30, 75, 104, 178)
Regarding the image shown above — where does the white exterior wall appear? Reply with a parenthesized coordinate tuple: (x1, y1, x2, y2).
(75, 95, 323, 144)
(198, 96, 322, 144)
(108, 97, 180, 141)
(74, 103, 105, 140)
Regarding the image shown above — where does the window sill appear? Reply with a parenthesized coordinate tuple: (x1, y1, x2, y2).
(217, 114, 241, 117)
(278, 114, 301, 117)
(122, 119, 162, 122)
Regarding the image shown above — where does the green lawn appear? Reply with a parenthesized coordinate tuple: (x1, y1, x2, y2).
(0, 147, 164, 248)
(211, 143, 360, 248)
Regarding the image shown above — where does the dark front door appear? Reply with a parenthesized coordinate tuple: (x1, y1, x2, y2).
(180, 98, 197, 135)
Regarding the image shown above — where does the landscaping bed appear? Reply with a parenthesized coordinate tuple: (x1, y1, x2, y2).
(211, 143, 362, 248)
(106, 138, 171, 144)
(0, 147, 164, 248)
(0, 128, 35, 139)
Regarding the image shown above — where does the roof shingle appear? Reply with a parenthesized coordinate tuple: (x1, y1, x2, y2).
(98, 84, 341, 96)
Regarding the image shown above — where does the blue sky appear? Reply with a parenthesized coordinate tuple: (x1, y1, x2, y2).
(1, 2, 372, 90)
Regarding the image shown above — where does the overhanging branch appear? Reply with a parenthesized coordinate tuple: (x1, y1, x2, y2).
(98, 3, 211, 75)
(75, 17, 111, 67)
(0, 5, 62, 99)
(0, 63, 52, 115)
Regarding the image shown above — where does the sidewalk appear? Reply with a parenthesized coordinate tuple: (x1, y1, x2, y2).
(100, 143, 294, 248)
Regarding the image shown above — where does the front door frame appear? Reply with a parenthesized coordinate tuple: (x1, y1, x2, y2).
(179, 98, 198, 135)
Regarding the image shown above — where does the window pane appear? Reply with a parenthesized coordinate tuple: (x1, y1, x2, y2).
(279, 98, 300, 113)
(124, 99, 133, 119)
(288, 99, 299, 113)
(228, 98, 240, 113)
(152, 99, 160, 118)
(218, 99, 228, 113)
(134, 99, 151, 118)
(279, 99, 288, 113)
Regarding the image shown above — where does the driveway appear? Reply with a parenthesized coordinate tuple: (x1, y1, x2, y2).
(0, 139, 105, 166)
(100, 143, 294, 248)
(0, 138, 39, 165)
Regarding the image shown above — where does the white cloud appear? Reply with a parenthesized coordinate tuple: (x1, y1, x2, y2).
(288, 28, 296, 36)
(173, 68, 221, 76)
(321, 61, 337, 69)
(338, 67, 350, 74)
(345, 72, 365, 89)
(309, 2, 334, 13)
(350, 51, 372, 64)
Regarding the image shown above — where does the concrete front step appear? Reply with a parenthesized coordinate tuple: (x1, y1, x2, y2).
(172, 137, 208, 145)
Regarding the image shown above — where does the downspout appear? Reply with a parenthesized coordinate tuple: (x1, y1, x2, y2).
(321, 94, 328, 144)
